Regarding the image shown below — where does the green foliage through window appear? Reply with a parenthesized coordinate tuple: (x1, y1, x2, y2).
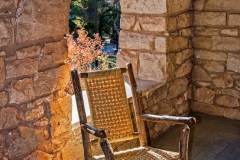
(69, 0, 120, 42)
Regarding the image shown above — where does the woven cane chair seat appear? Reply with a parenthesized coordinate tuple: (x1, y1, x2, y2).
(93, 146, 179, 160)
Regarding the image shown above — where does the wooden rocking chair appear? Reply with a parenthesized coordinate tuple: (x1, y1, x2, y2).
(71, 63, 196, 160)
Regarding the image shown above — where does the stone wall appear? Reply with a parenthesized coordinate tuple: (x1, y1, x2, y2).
(191, 0, 240, 120)
(117, 0, 193, 139)
(0, 0, 73, 159)
(2, 0, 240, 159)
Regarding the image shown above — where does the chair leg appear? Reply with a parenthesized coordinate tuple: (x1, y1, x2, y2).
(100, 138, 115, 160)
(179, 125, 190, 160)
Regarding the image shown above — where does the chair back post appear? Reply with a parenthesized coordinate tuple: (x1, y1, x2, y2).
(71, 70, 92, 159)
(126, 63, 148, 146)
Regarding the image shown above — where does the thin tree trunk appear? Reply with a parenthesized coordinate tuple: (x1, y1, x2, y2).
(94, 0, 98, 33)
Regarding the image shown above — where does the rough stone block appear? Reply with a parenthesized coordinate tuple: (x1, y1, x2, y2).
(194, 12, 226, 26)
(165, 53, 176, 81)
(194, 0, 205, 11)
(34, 127, 49, 144)
(26, 95, 53, 110)
(0, 0, 14, 9)
(224, 108, 240, 120)
(179, 28, 192, 37)
(23, 150, 53, 160)
(212, 36, 240, 51)
(120, 14, 135, 30)
(172, 96, 185, 107)
(9, 78, 35, 104)
(54, 65, 70, 90)
(220, 29, 238, 36)
(192, 37, 212, 49)
(62, 137, 84, 160)
(227, 53, 240, 73)
(192, 66, 211, 82)
(6, 58, 38, 78)
(16, 45, 41, 59)
(176, 49, 192, 65)
(50, 95, 72, 138)
(229, 14, 240, 26)
(120, 0, 167, 14)
(195, 50, 227, 61)
(186, 84, 193, 100)
(0, 107, 19, 129)
(176, 101, 189, 115)
(0, 133, 5, 149)
(37, 140, 54, 154)
(194, 27, 220, 36)
(120, 31, 154, 50)
(167, 0, 191, 14)
(39, 39, 67, 69)
(210, 74, 218, 78)
(191, 101, 224, 117)
(205, 0, 240, 12)
(25, 105, 45, 121)
(232, 75, 240, 79)
(116, 50, 138, 78)
(133, 20, 141, 31)
(138, 53, 166, 82)
(0, 18, 14, 48)
(155, 37, 167, 52)
(176, 59, 192, 78)
(149, 86, 168, 105)
(16, 0, 70, 43)
(0, 92, 8, 108)
(33, 69, 56, 97)
(0, 51, 6, 56)
(0, 57, 5, 89)
(168, 78, 189, 98)
(138, 16, 166, 32)
(168, 37, 189, 52)
(219, 89, 240, 98)
(152, 100, 176, 115)
(216, 95, 239, 107)
(213, 75, 233, 88)
(34, 117, 49, 127)
(177, 13, 191, 28)
(203, 61, 225, 72)
(194, 88, 215, 104)
(7, 126, 38, 160)
(167, 17, 177, 31)
(236, 81, 240, 87)
(196, 82, 211, 87)
(34, 65, 70, 97)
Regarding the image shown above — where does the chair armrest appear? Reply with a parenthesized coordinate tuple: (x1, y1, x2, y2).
(139, 114, 196, 125)
(81, 123, 106, 138)
(82, 123, 115, 159)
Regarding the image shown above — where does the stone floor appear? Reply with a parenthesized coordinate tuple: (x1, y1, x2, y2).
(150, 114, 240, 160)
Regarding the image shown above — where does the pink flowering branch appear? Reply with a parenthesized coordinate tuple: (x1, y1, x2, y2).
(65, 27, 103, 72)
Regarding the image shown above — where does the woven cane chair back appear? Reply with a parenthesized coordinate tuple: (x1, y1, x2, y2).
(83, 68, 135, 142)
